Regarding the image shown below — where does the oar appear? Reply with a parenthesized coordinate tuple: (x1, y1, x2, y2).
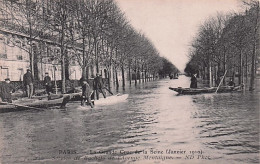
(0, 102, 43, 110)
(215, 70, 228, 93)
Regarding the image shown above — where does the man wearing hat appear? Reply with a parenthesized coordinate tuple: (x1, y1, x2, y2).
(23, 69, 34, 98)
(81, 79, 94, 108)
(93, 73, 106, 100)
(0, 78, 15, 103)
(44, 72, 52, 96)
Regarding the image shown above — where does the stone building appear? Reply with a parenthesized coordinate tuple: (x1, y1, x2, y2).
(0, 27, 84, 82)
(0, 0, 133, 85)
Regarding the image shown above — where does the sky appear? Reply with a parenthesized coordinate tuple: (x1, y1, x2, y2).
(115, 0, 242, 72)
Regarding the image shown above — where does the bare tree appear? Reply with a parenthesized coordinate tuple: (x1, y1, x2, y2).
(0, 0, 51, 80)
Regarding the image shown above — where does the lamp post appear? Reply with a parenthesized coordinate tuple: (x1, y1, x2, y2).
(53, 65, 58, 94)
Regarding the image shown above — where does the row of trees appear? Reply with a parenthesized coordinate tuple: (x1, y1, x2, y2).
(0, 0, 179, 93)
(184, 0, 259, 90)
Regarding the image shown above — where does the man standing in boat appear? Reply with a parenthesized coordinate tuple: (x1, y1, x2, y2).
(23, 69, 34, 98)
(81, 79, 94, 108)
(0, 78, 15, 103)
(44, 72, 52, 96)
(228, 78, 235, 87)
(190, 73, 197, 88)
(93, 73, 106, 100)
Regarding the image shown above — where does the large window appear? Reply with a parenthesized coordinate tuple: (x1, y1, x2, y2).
(17, 55, 23, 60)
(14, 40, 23, 60)
(0, 38, 7, 59)
(0, 67, 9, 81)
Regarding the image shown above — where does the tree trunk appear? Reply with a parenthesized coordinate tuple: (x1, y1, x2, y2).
(86, 66, 89, 80)
(145, 70, 147, 82)
(223, 52, 227, 85)
(82, 66, 87, 79)
(115, 69, 119, 88)
(33, 46, 39, 81)
(108, 67, 111, 89)
(121, 66, 125, 89)
(65, 53, 70, 80)
(61, 51, 66, 93)
(245, 53, 248, 83)
(134, 68, 137, 86)
(249, 42, 256, 91)
(82, 37, 87, 80)
(249, 2, 259, 91)
(138, 69, 141, 84)
(209, 62, 212, 87)
(239, 49, 243, 85)
(28, 21, 34, 80)
(61, 33, 66, 93)
(128, 65, 131, 85)
(95, 38, 99, 74)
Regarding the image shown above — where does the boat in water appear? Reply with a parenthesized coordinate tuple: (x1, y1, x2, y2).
(169, 85, 243, 95)
(0, 94, 72, 112)
(69, 93, 129, 109)
(91, 94, 128, 106)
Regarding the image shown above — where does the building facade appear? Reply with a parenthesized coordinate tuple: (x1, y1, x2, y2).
(0, 28, 85, 82)
(0, 27, 127, 84)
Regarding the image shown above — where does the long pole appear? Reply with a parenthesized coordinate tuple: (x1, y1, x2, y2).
(215, 70, 228, 93)
(1, 102, 43, 110)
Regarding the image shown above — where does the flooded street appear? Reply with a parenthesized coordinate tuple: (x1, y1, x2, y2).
(0, 75, 259, 164)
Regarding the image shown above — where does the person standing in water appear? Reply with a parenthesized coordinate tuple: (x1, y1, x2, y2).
(93, 73, 106, 100)
(23, 69, 34, 98)
(44, 72, 52, 96)
(81, 79, 94, 108)
(190, 73, 197, 88)
(0, 78, 15, 103)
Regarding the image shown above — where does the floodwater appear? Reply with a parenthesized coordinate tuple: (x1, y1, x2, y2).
(0, 75, 259, 164)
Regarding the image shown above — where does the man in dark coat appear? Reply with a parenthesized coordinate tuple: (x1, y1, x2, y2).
(228, 78, 235, 87)
(190, 73, 197, 88)
(81, 79, 94, 108)
(0, 78, 15, 103)
(215, 76, 221, 87)
(23, 69, 34, 98)
(93, 73, 106, 100)
(44, 72, 52, 96)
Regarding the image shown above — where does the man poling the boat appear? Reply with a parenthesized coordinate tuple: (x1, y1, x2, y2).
(190, 73, 197, 88)
(0, 78, 15, 103)
(44, 72, 52, 97)
(228, 78, 235, 87)
(93, 73, 106, 100)
(215, 70, 227, 93)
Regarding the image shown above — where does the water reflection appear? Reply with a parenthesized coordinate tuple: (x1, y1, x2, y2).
(0, 76, 259, 164)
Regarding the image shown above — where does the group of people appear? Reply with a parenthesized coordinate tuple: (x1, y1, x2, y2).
(80, 73, 107, 108)
(190, 73, 236, 88)
(0, 70, 107, 107)
(0, 69, 52, 103)
(23, 69, 52, 98)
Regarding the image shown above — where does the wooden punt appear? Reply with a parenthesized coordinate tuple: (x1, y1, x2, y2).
(169, 85, 242, 95)
(0, 94, 71, 112)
